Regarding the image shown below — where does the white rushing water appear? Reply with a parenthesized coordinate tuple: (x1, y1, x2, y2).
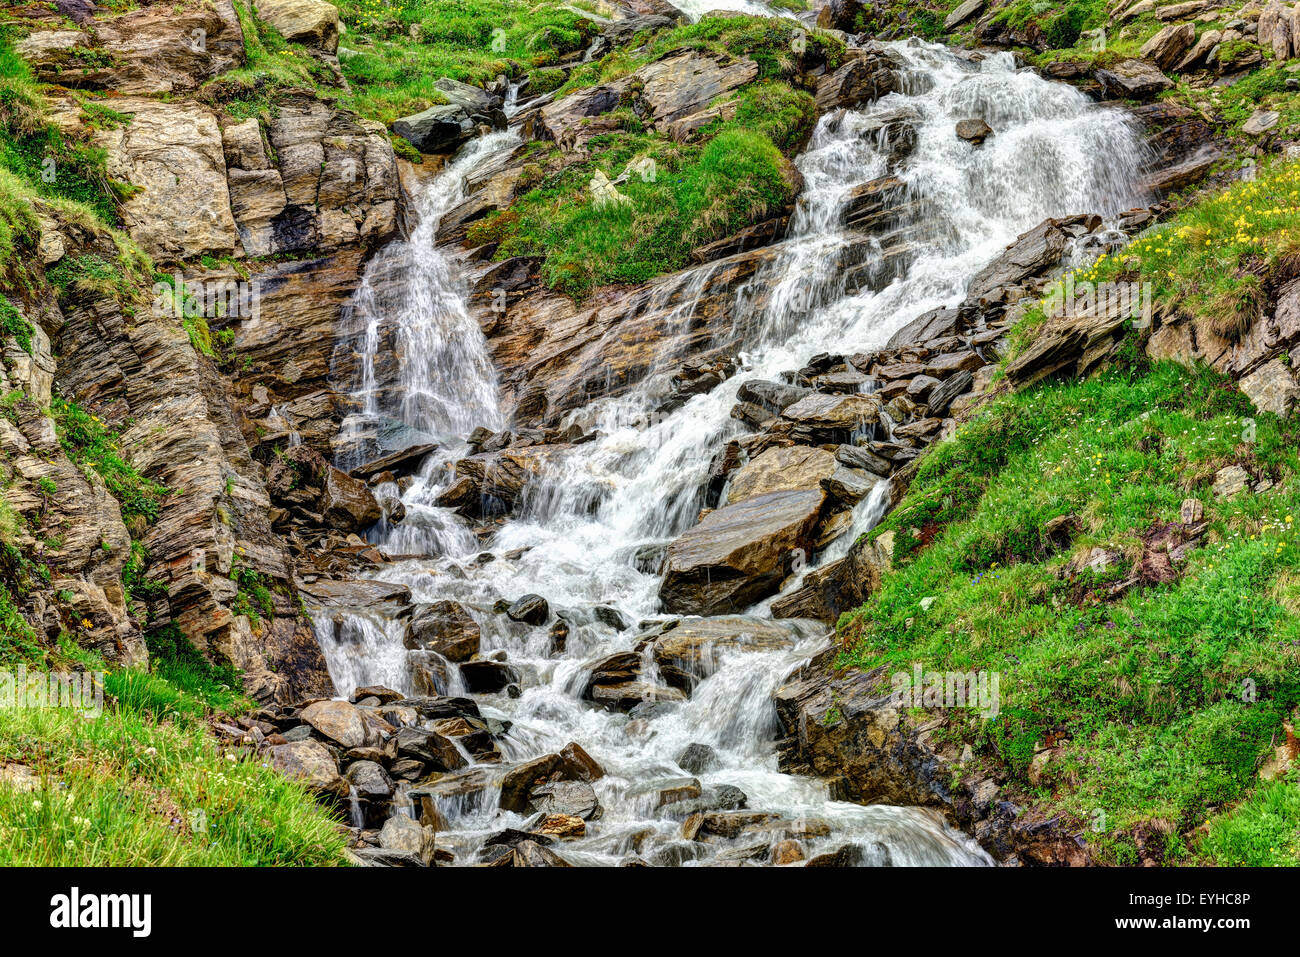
(310, 38, 1151, 866)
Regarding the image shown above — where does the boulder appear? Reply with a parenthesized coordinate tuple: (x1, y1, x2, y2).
(320, 466, 382, 531)
(1212, 465, 1250, 500)
(725, 445, 838, 505)
(1139, 22, 1196, 71)
(965, 216, 1073, 305)
(771, 530, 894, 622)
(255, 0, 341, 53)
(378, 814, 435, 865)
(779, 393, 880, 442)
(955, 118, 992, 145)
(528, 780, 602, 820)
(459, 659, 520, 694)
(394, 726, 467, 771)
(405, 600, 481, 662)
(678, 742, 721, 775)
(506, 594, 550, 625)
(1095, 59, 1174, 100)
(392, 104, 474, 154)
(1239, 359, 1300, 416)
(299, 699, 372, 749)
(659, 489, 826, 615)
(268, 740, 346, 798)
(651, 616, 814, 689)
(945, 0, 986, 29)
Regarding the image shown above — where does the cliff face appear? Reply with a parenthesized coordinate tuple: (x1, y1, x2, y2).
(0, 0, 405, 704)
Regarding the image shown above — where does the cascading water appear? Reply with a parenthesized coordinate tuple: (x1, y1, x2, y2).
(309, 38, 1151, 866)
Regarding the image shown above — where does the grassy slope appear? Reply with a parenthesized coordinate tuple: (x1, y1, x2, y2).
(840, 159, 1300, 866)
(472, 15, 840, 298)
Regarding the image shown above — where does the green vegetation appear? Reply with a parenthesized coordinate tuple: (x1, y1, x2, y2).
(841, 349, 1300, 863)
(334, 0, 595, 124)
(0, 29, 134, 225)
(200, 0, 331, 118)
(0, 637, 346, 865)
(1010, 159, 1300, 355)
(1199, 767, 1300, 866)
(994, 0, 1108, 50)
(0, 293, 31, 354)
(51, 396, 169, 523)
(471, 71, 816, 297)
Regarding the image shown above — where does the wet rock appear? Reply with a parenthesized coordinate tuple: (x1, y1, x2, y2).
(459, 659, 521, 694)
(300, 699, 373, 749)
(529, 779, 603, 820)
(352, 846, 425, 867)
(650, 841, 708, 866)
(559, 741, 606, 782)
(700, 811, 780, 839)
(345, 760, 393, 801)
(835, 443, 891, 478)
(955, 118, 992, 145)
(591, 680, 686, 712)
(659, 490, 826, 615)
(771, 530, 894, 622)
(815, 50, 898, 111)
(536, 813, 586, 839)
(379, 814, 435, 865)
(725, 445, 837, 505)
(484, 827, 553, 849)
(964, 216, 1073, 306)
(593, 605, 634, 631)
(512, 840, 572, 867)
(498, 754, 575, 813)
(392, 104, 474, 154)
(652, 616, 814, 689)
(394, 727, 467, 772)
(771, 839, 805, 865)
(408, 651, 451, 697)
(779, 392, 879, 443)
(806, 843, 870, 867)
(822, 465, 875, 506)
(405, 600, 481, 662)
(506, 593, 550, 625)
(677, 742, 720, 775)
(321, 467, 382, 531)
(736, 379, 811, 416)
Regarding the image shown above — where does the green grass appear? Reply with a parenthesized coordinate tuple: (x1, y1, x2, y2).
(840, 359, 1300, 863)
(334, 0, 594, 124)
(0, 654, 346, 864)
(1198, 767, 1300, 866)
(0, 293, 31, 354)
(472, 80, 812, 298)
(51, 396, 170, 524)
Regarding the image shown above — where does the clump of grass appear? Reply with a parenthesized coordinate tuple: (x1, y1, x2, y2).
(51, 396, 170, 523)
(472, 82, 808, 298)
(0, 293, 32, 354)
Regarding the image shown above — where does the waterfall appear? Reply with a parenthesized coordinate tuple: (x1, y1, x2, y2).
(310, 38, 1151, 866)
(332, 131, 517, 472)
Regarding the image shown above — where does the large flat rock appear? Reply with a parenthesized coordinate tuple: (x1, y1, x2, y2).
(659, 488, 825, 615)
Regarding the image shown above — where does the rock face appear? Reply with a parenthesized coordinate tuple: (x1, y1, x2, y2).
(724, 445, 837, 505)
(78, 97, 241, 262)
(659, 489, 825, 615)
(16, 0, 245, 94)
(774, 647, 1088, 865)
(1139, 22, 1196, 71)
